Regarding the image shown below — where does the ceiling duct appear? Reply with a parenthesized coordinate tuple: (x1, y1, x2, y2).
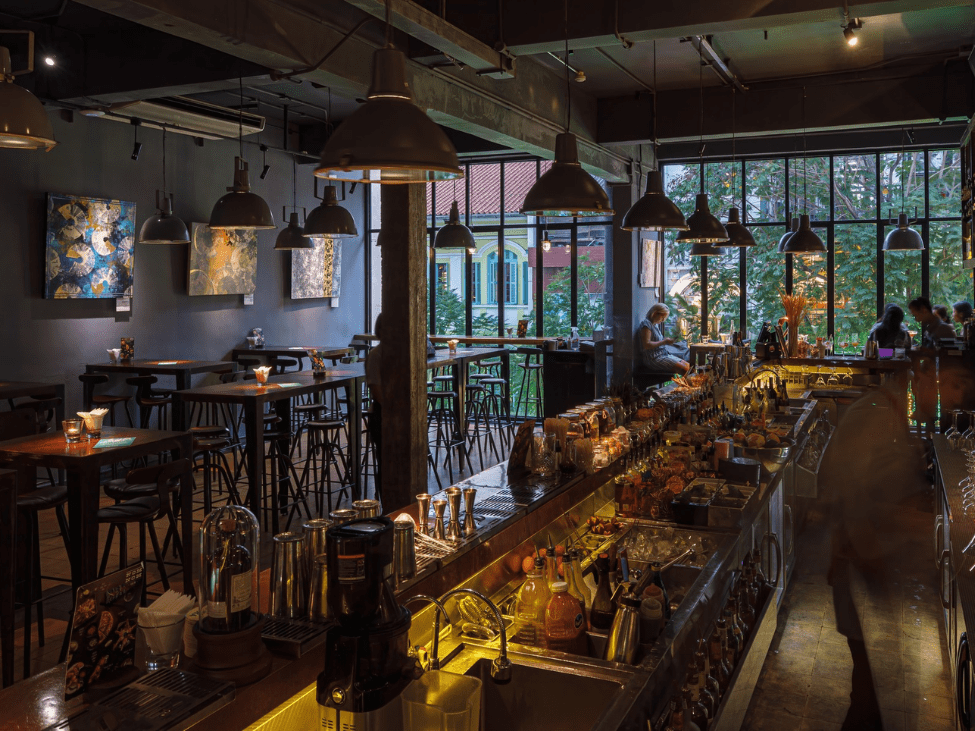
(79, 95, 265, 140)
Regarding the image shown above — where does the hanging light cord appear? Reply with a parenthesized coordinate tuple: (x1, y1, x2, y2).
(292, 154, 297, 212)
(238, 75, 244, 160)
(699, 53, 705, 194)
(651, 40, 657, 170)
(162, 127, 167, 197)
(385, 0, 393, 48)
(731, 87, 737, 208)
(899, 128, 907, 215)
(564, 0, 571, 132)
(802, 86, 807, 215)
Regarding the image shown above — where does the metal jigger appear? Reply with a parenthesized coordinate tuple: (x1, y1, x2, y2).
(462, 487, 477, 538)
(431, 499, 447, 541)
(415, 493, 431, 536)
(445, 488, 462, 542)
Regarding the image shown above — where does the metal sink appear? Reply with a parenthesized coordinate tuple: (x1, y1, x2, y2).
(462, 657, 625, 731)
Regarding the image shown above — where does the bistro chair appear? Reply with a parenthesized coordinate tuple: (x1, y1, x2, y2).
(0, 409, 72, 679)
(78, 373, 133, 427)
(97, 459, 191, 604)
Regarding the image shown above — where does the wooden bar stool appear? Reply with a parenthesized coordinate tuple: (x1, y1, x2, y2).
(127, 375, 172, 430)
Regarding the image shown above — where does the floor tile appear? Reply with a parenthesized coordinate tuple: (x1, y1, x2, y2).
(803, 688, 850, 724)
(798, 717, 844, 731)
(914, 690, 955, 721)
(905, 670, 953, 700)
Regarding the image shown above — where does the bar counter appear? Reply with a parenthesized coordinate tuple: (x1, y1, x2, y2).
(0, 396, 824, 731)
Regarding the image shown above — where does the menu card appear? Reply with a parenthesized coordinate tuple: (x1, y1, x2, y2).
(64, 564, 144, 700)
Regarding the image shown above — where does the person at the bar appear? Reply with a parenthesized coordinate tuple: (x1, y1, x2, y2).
(908, 296, 955, 349)
(637, 303, 690, 375)
(933, 304, 951, 324)
(953, 300, 973, 326)
(866, 303, 910, 349)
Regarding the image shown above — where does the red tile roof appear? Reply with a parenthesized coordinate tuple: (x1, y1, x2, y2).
(427, 160, 551, 217)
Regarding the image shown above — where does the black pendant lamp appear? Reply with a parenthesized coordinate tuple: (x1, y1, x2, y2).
(777, 217, 800, 252)
(782, 88, 825, 255)
(520, 0, 612, 218)
(718, 89, 755, 248)
(882, 134, 924, 251)
(621, 43, 687, 232)
(140, 129, 190, 244)
(0, 37, 57, 151)
(275, 156, 313, 250)
(210, 78, 274, 230)
(304, 185, 358, 239)
(434, 200, 475, 251)
(314, 1, 461, 184)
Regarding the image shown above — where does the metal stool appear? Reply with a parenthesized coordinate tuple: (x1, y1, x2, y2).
(514, 347, 544, 420)
(126, 375, 172, 430)
(299, 420, 351, 515)
(464, 383, 500, 469)
(480, 377, 512, 450)
(262, 426, 310, 532)
(78, 373, 133, 426)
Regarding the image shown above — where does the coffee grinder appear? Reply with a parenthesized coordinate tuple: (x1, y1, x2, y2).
(317, 517, 421, 731)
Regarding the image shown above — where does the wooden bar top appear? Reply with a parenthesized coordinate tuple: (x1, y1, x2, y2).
(758, 355, 913, 371)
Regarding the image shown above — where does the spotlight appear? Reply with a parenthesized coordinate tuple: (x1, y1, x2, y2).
(843, 18, 862, 46)
(574, 69, 586, 82)
(259, 144, 270, 180)
(130, 118, 141, 161)
(43, 56, 55, 66)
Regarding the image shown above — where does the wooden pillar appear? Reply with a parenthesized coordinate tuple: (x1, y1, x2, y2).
(379, 185, 428, 511)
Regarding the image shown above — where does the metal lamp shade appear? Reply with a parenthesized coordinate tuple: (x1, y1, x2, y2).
(620, 170, 688, 231)
(520, 132, 614, 217)
(315, 48, 462, 184)
(782, 214, 826, 254)
(304, 186, 358, 239)
(777, 218, 800, 253)
(434, 201, 475, 250)
(676, 193, 728, 245)
(883, 213, 925, 251)
(0, 49, 57, 151)
(274, 212, 313, 250)
(718, 206, 756, 247)
(139, 193, 189, 244)
(210, 157, 275, 230)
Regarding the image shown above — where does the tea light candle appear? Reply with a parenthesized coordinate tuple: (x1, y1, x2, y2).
(63, 419, 84, 443)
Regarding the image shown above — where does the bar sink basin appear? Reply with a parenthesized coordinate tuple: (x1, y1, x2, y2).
(463, 658, 624, 731)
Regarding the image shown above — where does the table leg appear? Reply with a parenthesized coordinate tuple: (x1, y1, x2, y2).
(243, 402, 265, 530)
(453, 363, 467, 441)
(348, 379, 362, 501)
(0, 471, 15, 688)
(500, 350, 512, 421)
(175, 374, 191, 430)
(172, 394, 186, 439)
(65, 466, 99, 589)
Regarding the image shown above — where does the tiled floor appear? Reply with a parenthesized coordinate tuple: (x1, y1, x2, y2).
(741, 487, 954, 731)
(5, 417, 513, 685)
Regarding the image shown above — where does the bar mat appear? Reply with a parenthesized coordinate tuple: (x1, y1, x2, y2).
(261, 617, 327, 658)
(45, 669, 234, 731)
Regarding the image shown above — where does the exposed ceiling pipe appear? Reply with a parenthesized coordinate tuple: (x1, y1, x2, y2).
(683, 35, 747, 93)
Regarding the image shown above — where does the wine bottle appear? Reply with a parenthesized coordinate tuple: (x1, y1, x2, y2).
(205, 518, 253, 633)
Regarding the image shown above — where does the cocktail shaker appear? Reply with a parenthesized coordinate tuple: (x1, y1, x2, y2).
(393, 518, 416, 585)
(352, 499, 381, 518)
(444, 488, 462, 542)
(431, 499, 447, 541)
(269, 532, 307, 620)
(462, 487, 477, 538)
(415, 493, 431, 536)
(308, 555, 328, 622)
(604, 595, 642, 664)
(329, 508, 358, 525)
(301, 518, 332, 579)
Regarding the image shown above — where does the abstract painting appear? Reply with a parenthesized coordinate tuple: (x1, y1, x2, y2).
(639, 234, 662, 289)
(292, 237, 342, 300)
(44, 193, 136, 299)
(188, 223, 257, 296)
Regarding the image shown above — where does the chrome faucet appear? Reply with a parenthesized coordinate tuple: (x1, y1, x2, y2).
(403, 594, 450, 670)
(435, 588, 512, 683)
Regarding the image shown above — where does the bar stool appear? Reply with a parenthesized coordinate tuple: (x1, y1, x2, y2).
(78, 373, 133, 426)
(97, 460, 190, 604)
(127, 375, 172, 430)
(271, 357, 299, 374)
(262, 423, 310, 531)
(427, 390, 469, 483)
(189, 391, 243, 513)
(299, 419, 350, 515)
(480, 377, 512, 450)
(465, 383, 500, 469)
(514, 347, 544, 420)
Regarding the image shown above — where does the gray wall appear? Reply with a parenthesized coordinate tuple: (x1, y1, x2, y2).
(0, 113, 367, 413)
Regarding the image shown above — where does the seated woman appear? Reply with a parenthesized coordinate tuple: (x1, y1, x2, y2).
(867, 303, 910, 349)
(953, 301, 973, 325)
(637, 303, 690, 375)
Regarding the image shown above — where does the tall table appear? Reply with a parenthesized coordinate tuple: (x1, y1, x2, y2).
(84, 360, 237, 429)
(231, 345, 351, 364)
(427, 348, 509, 444)
(0, 427, 194, 593)
(0, 381, 65, 425)
(172, 367, 364, 533)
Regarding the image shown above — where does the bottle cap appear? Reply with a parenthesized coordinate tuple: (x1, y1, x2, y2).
(551, 581, 568, 593)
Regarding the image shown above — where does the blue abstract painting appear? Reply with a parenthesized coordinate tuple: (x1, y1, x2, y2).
(44, 193, 136, 299)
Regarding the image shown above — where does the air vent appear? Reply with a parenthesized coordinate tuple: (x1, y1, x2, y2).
(81, 96, 265, 140)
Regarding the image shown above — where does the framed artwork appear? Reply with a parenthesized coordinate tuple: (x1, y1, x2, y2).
(188, 223, 257, 296)
(44, 193, 136, 299)
(639, 235, 662, 289)
(292, 237, 342, 301)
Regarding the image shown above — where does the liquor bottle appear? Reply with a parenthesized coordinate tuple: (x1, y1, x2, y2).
(695, 647, 720, 716)
(684, 667, 710, 731)
(680, 689, 703, 731)
(514, 557, 551, 646)
(561, 550, 589, 626)
(708, 624, 731, 696)
(545, 538, 559, 589)
(663, 696, 682, 731)
(725, 600, 745, 659)
(204, 517, 254, 633)
(590, 555, 616, 631)
(717, 617, 738, 674)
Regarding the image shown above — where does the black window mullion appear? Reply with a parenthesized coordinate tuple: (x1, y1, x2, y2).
(785, 158, 793, 294)
(876, 152, 884, 318)
(922, 152, 930, 299)
(739, 158, 747, 335)
(496, 229, 504, 336)
(570, 218, 578, 329)
(827, 155, 835, 338)
(701, 255, 709, 340)
(429, 186, 437, 335)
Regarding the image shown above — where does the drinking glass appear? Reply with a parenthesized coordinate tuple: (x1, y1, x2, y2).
(947, 410, 963, 451)
(62, 419, 84, 443)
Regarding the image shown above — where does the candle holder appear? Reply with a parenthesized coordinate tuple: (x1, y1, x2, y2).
(62, 419, 84, 443)
(447, 339, 459, 355)
(254, 366, 272, 384)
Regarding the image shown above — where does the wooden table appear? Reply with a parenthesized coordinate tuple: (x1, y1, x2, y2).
(0, 380, 65, 426)
(0, 427, 194, 596)
(231, 345, 351, 363)
(427, 348, 509, 445)
(172, 367, 364, 533)
(85, 360, 236, 429)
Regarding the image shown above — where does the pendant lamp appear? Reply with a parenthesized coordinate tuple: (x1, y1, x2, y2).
(777, 217, 799, 252)
(314, 1, 461, 184)
(782, 88, 825, 255)
(434, 200, 475, 251)
(210, 78, 274, 230)
(520, 0, 612, 218)
(540, 230, 552, 252)
(0, 39, 57, 151)
(275, 156, 313, 250)
(718, 89, 755, 247)
(140, 129, 190, 244)
(882, 135, 924, 251)
(621, 43, 687, 232)
(677, 193, 729, 246)
(304, 185, 358, 239)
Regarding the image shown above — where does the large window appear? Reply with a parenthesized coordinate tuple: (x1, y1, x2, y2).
(662, 147, 971, 341)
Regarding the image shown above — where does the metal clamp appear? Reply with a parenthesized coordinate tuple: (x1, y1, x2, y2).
(934, 514, 945, 570)
(940, 549, 952, 610)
